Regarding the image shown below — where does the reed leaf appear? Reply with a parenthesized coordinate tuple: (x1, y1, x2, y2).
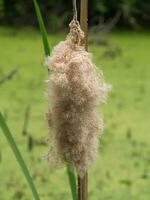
(32, 1, 77, 199)
(67, 165, 78, 200)
(0, 113, 40, 200)
(33, 0, 50, 56)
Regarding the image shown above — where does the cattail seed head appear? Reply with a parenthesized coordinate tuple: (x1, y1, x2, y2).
(44, 20, 111, 177)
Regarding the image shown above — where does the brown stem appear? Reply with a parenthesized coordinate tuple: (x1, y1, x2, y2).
(78, 172, 88, 200)
(80, 0, 88, 50)
(78, 0, 88, 200)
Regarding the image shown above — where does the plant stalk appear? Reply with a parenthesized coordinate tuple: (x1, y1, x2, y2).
(80, 0, 88, 51)
(78, 0, 88, 199)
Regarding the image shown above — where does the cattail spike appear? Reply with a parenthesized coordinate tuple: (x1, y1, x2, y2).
(45, 20, 111, 177)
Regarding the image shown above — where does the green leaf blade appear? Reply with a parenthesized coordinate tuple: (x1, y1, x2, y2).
(32, 1, 78, 199)
(0, 113, 40, 200)
(67, 165, 78, 200)
(33, 0, 50, 56)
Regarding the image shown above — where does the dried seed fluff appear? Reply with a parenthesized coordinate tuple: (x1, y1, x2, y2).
(44, 20, 111, 177)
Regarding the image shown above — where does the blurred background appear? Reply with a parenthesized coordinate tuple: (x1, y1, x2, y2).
(0, 0, 150, 30)
(0, 0, 150, 200)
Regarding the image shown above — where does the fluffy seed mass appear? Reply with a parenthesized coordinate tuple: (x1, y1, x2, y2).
(45, 20, 111, 177)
